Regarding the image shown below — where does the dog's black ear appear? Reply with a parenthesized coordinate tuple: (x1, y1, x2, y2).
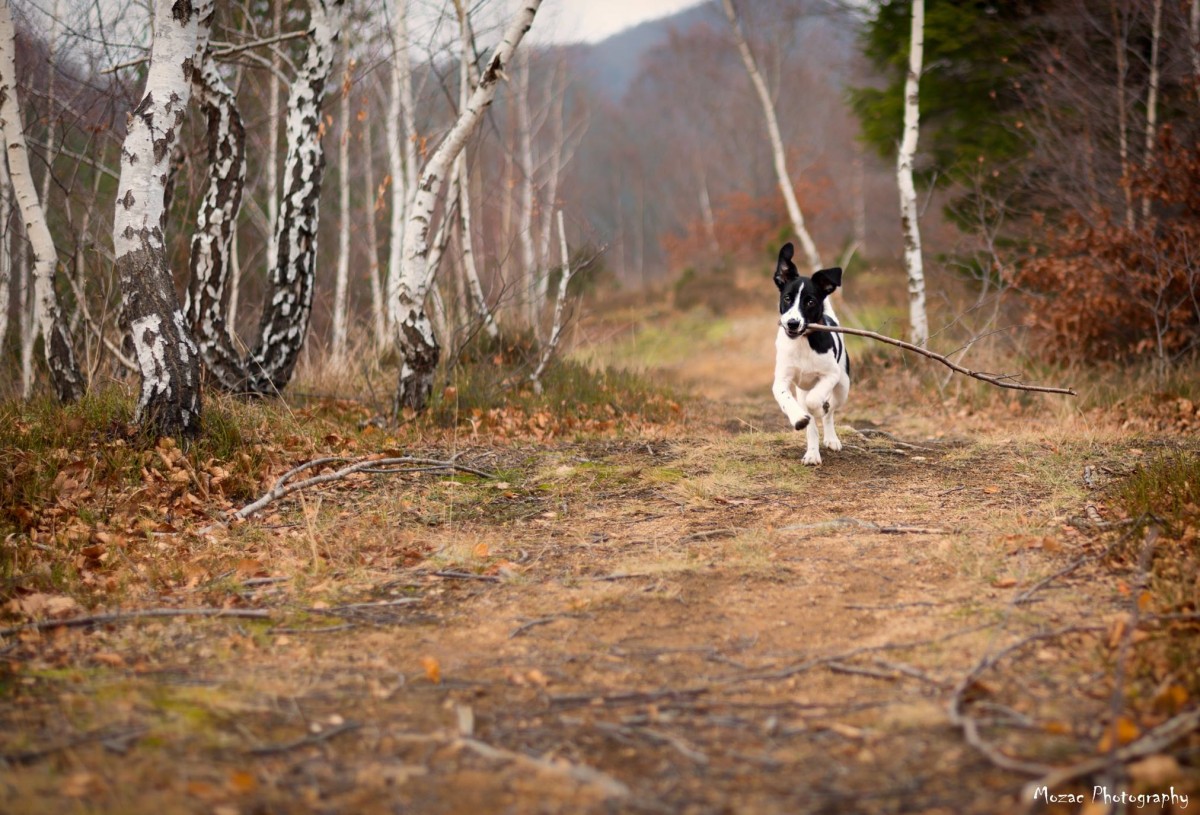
(813, 266, 843, 296)
(774, 243, 799, 290)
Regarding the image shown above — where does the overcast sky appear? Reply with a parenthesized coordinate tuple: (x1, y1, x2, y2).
(529, 0, 706, 44)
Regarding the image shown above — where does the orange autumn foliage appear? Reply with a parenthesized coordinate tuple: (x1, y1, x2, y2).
(1014, 129, 1200, 364)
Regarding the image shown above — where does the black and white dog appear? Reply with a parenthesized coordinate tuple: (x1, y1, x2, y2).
(771, 243, 850, 466)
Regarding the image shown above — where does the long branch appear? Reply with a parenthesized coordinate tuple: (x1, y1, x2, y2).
(803, 324, 1076, 395)
(206, 454, 496, 530)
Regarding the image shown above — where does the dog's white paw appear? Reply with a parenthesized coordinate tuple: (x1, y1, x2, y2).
(802, 449, 822, 466)
(824, 435, 843, 452)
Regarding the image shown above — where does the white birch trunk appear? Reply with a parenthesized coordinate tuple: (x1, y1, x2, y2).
(362, 104, 387, 347)
(516, 50, 538, 325)
(249, 0, 345, 389)
(385, 0, 418, 334)
(394, 0, 543, 413)
(535, 65, 566, 306)
(18, 238, 30, 396)
(1112, 2, 1134, 229)
(529, 209, 572, 394)
(1140, 0, 1163, 220)
(453, 0, 499, 340)
(0, 145, 8, 351)
(266, 0, 283, 246)
(189, 0, 343, 394)
(720, 0, 821, 271)
(1191, 0, 1200, 104)
(897, 0, 928, 347)
(113, 0, 213, 434)
(331, 56, 354, 364)
(0, 0, 83, 402)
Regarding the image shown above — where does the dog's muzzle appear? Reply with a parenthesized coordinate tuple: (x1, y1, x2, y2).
(783, 319, 806, 339)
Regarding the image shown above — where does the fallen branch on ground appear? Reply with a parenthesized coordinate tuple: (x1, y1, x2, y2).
(804, 324, 1076, 395)
(204, 454, 495, 531)
(0, 598, 425, 638)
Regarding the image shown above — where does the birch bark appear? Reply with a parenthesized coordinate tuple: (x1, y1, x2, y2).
(0, 146, 8, 351)
(385, 0, 419, 334)
(331, 54, 354, 364)
(362, 106, 387, 347)
(720, 0, 821, 271)
(453, 0, 499, 339)
(393, 0, 542, 413)
(1140, 0, 1162, 220)
(249, 0, 344, 389)
(189, 0, 344, 394)
(897, 0, 928, 347)
(0, 0, 83, 402)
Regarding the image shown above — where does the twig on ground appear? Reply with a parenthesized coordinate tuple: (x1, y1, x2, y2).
(806, 324, 1076, 395)
(456, 736, 630, 799)
(0, 727, 148, 765)
(948, 625, 1106, 776)
(432, 570, 500, 583)
(593, 721, 709, 765)
(781, 517, 950, 535)
(246, 721, 362, 756)
(0, 607, 272, 637)
(1022, 708, 1200, 803)
(204, 454, 495, 531)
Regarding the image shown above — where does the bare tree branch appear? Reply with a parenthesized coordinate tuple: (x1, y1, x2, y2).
(803, 324, 1076, 395)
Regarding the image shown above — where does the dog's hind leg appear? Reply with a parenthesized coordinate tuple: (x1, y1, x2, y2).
(802, 419, 823, 465)
(822, 377, 848, 451)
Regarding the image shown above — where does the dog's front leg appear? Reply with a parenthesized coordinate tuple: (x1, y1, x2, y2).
(773, 372, 811, 431)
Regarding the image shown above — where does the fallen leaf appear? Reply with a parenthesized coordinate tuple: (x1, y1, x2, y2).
(1097, 716, 1139, 751)
(420, 655, 441, 684)
(228, 770, 257, 794)
(992, 577, 1018, 589)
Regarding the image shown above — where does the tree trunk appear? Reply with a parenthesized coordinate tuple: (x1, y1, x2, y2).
(393, 0, 543, 414)
(0, 0, 83, 403)
(516, 50, 539, 327)
(186, 51, 249, 388)
(362, 105, 387, 347)
(0, 147, 9, 351)
(189, 0, 344, 395)
(1191, 0, 1199, 104)
(249, 0, 344, 390)
(331, 54, 354, 365)
(1111, 1, 1134, 229)
(1140, 0, 1162, 220)
(897, 0, 928, 347)
(385, 0, 418, 336)
(17, 237, 31, 396)
(453, 0, 499, 340)
(266, 0, 283, 247)
(114, 0, 214, 435)
(720, 0, 821, 271)
(529, 209, 573, 393)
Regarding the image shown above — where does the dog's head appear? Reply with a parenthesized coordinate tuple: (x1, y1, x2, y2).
(774, 243, 842, 339)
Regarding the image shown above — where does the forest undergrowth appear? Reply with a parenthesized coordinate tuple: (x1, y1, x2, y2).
(1, 300, 1198, 814)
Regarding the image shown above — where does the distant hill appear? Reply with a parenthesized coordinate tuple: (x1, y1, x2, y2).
(560, 3, 862, 105)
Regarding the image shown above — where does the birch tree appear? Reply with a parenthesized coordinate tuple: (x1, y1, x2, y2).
(0, 0, 83, 403)
(385, 0, 419, 335)
(113, 0, 213, 434)
(188, 0, 345, 394)
(719, 0, 821, 271)
(0, 148, 8, 351)
(393, 0, 543, 414)
(453, 0, 499, 340)
(1140, 0, 1163, 220)
(897, 0, 928, 347)
(331, 53, 355, 364)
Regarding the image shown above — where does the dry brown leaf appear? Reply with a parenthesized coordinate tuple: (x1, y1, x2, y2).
(420, 655, 441, 684)
(1128, 754, 1181, 785)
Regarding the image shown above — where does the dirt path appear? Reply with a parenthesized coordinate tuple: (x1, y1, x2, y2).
(1, 314, 1176, 814)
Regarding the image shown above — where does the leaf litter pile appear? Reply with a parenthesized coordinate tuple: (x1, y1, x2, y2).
(2, 315, 1199, 814)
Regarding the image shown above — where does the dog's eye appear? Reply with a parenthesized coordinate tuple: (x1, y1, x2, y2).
(804, 298, 815, 307)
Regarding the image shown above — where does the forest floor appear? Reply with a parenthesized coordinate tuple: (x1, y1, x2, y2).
(2, 302, 1199, 814)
